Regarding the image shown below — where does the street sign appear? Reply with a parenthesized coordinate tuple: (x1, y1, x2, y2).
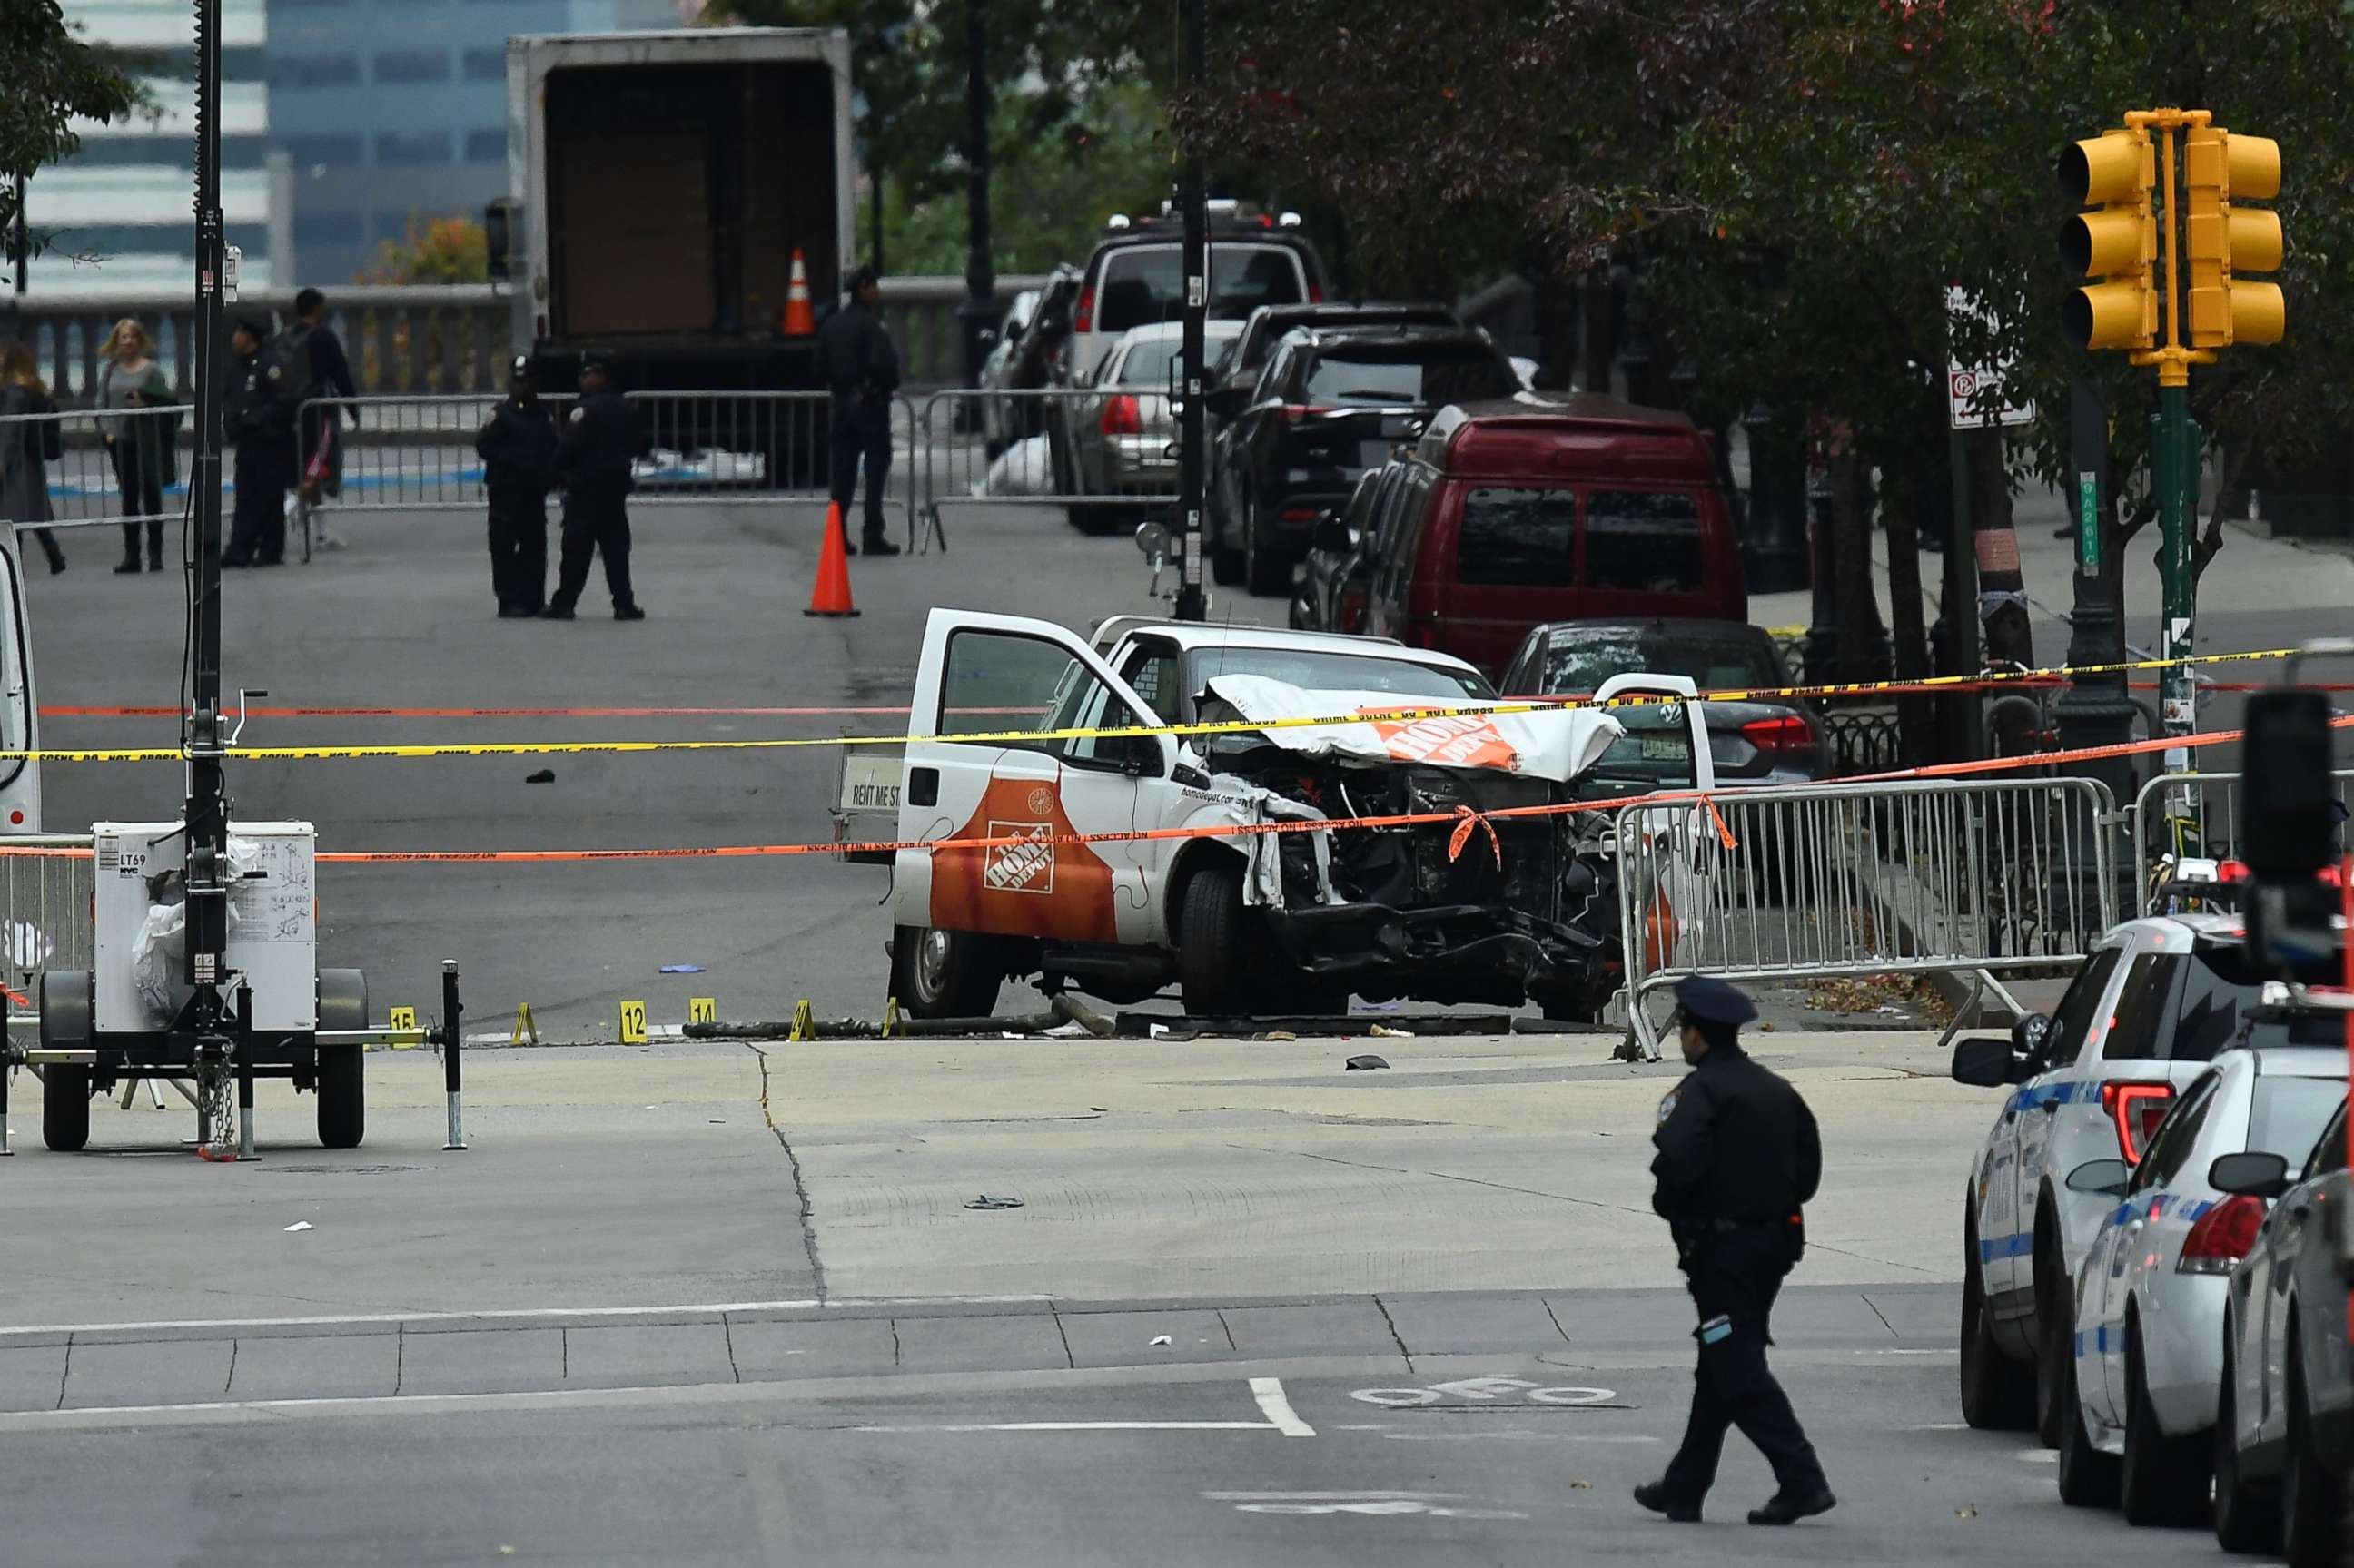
(1946, 286, 2036, 430)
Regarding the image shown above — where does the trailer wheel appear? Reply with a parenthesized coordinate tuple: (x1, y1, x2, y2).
(37, 969, 93, 1152)
(316, 969, 368, 1149)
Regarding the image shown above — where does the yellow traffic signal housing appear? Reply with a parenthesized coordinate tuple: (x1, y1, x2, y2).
(2060, 129, 2158, 352)
(2183, 126, 2284, 348)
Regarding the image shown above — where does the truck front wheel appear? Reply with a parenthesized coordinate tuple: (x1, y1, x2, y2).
(1177, 861, 1251, 1018)
(893, 925, 1004, 1020)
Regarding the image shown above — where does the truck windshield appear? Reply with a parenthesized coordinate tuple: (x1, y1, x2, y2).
(1186, 646, 1491, 702)
(1098, 246, 1305, 332)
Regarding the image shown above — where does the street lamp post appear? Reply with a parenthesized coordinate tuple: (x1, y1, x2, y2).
(958, 0, 994, 388)
(1172, 0, 1207, 621)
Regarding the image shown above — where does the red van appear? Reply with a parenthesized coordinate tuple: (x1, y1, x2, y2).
(1358, 394, 1746, 678)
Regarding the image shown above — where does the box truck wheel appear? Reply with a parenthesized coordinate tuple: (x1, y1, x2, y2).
(37, 969, 92, 1152)
(316, 969, 368, 1149)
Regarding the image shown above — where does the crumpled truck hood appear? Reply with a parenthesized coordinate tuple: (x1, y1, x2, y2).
(1203, 675, 1626, 784)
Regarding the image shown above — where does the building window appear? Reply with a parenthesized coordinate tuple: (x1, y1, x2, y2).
(461, 47, 505, 81)
(374, 130, 452, 165)
(462, 128, 505, 163)
(270, 53, 361, 88)
(283, 133, 363, 169)
(374, 51, 450, 84)
(295, 212, 363, 246)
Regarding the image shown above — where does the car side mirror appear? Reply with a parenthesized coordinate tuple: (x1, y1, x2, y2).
(2065, 1159, 2131, 1198)
(1311, 516, 1351, 555)
(2013, 1011, 2053, 1062)
(2209, 1151, 2294, 1198)
(1951, 1035, 2025, 1088)
(1204, 384, 1248, 419)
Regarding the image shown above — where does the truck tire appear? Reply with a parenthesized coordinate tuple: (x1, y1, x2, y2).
(1211, 544, 1244, 587)
(1176, 860, 1251, 1018)
(38, 969, 93, 1152)
(316, 968, 368, 1150)
(892, 925, 1003, 1020)
(1960, 1226, 2035, 1430)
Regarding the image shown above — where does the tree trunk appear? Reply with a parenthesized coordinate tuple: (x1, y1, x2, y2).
(1880, 466, 1936, 767)
(1828, 449, 1889, 684)
(1580, 266, 1612, 395)
(1529, 265, 1578, 392)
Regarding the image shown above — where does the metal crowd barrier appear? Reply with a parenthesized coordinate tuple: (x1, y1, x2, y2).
(0, 836, 94, 1033)
(300, 391, 920, 545)
(917, 388, 1182, 546)
(1615, 776, 2116, 1058)
(0, 405, 194, 535)
(2130, 768, 2354, 912)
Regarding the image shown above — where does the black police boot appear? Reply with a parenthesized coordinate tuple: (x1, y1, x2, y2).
(539, 604, 575, 621)
(614, 604, 646, 622)
(1747, 1489, 1835, 1526)
(1632, 1482, 1701, 1524)
(862, 535, 900, 557)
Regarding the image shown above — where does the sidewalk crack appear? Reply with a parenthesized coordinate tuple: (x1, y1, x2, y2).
(54, 1336, 70, 1411)
(723, 1316, 741, 1384)
(747, 1043, 827, 1305)
(1371, 1295, 1410, 1364)
(223, 1338, 238, 1395)
(1542, 1297, 1572, 1346)
(1860, 1293, 1900, 1340)
(1053, 1309, 1074, 1370)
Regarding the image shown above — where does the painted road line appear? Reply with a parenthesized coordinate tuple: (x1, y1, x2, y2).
(0, 1293, 1055, 1340)
(1251, 1376, 1317, 1437)
(856, 1422, 1274, 1434)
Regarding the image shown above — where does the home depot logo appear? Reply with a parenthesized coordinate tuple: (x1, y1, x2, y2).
(983, 821, 1055, 894)
(1363, 712, 1519, 771)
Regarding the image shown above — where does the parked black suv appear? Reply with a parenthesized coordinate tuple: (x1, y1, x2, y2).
(1207, 326, 1517, 595)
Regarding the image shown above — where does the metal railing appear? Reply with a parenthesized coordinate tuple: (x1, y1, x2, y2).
(917, 388, 1182, 542)
(3, 276, 1045, 400)
(0, 405, 194, 534)
(297, 392, 919, 541)
(1615, 776, 2116, 1057)
(0, 837, 94, 1031)
(2129, 768, 2354, 913)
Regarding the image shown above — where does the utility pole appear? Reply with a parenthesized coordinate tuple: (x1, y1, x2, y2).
(2052, 376, 2135, 798)
(10, 171, 26, 299)
(957, 0, 993, 387)
(185, 0, 234, 1125)
(1172, 0, 1207, 621)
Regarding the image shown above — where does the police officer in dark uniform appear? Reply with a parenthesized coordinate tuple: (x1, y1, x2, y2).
(543, 354, 647, 622)
(1635, 975, 1836, 1526)
(221, 316, 294, 567)
(476, 355, 559, 618)
(816, 263, 901, 557)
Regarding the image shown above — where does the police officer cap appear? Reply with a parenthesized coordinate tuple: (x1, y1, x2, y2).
(1672, 975, 1756, 1027)
(509, 354, 533, 380)
(579, 352, 610, 376)
(846, 263, 879, 296)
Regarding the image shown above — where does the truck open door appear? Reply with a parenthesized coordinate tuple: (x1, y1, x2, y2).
(1595, 672, 1715, 1060)
(890, 608, 1172, 1016)
(0, 525, 42, 833)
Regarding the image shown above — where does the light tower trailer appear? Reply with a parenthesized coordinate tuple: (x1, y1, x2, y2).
(33, 822, 371, 1153)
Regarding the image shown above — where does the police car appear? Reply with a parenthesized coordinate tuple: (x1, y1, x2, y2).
(1950, 912, 2291, 1445)
(2052, 1033, 2343, 1524)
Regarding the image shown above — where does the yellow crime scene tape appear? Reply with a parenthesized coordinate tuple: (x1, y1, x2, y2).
(0, 645, 2308, 764)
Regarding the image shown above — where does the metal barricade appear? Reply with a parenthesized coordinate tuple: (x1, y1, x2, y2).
(1615, 777, 2117, 1057)
(918, 388, 1182, 548)
(2129, 768, 2354, 913)
(0, 837, 94, 1035)
(0, 405, 193, 536)
(304, 391, 918, 544)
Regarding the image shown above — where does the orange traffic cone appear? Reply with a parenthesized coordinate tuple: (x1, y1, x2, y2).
(782, 251, 816, 336)
(805, 502, 859, 617)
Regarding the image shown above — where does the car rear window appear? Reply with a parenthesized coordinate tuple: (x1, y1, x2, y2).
(1096, 246, 1303, 332)
(1587, 490, 1705, 593)
(1301, 347, 1513, 408)
(2249, 1077, 2346, 1167)
(1457, 487, 1578, 587)
(1539, 629, 1782, 696)
(2173, 943, 2348, 1060)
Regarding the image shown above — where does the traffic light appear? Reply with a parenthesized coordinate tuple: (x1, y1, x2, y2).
(2183, 126, 2284, 349)
(2060, 129, 2158, 352)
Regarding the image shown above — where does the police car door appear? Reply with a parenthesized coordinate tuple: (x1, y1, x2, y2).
(0, 526, 40, 833)
(895, 609, 1168, 948)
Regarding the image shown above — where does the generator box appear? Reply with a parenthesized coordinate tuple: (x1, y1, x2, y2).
(92, 821, 319, 1035)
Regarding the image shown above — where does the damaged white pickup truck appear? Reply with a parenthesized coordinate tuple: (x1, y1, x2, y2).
(835, 609, 1716, 1020)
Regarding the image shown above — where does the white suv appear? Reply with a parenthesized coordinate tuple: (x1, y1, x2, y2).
(1950, 913, 2290, 1445)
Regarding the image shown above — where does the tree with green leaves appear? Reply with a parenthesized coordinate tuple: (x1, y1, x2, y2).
(2, 1, 144, 268)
